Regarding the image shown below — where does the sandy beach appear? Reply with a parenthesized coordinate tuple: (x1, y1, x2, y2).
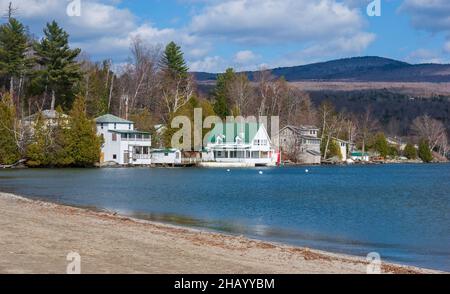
(0, 192, 443, 274)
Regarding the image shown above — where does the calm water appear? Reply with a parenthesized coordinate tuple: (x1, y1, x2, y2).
(0, 165, 449, 271)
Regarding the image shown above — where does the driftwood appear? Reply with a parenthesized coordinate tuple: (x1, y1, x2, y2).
(0, 159, 27, 169)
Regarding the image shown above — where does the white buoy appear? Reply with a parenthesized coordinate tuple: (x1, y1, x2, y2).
(227, 169, 231, 172)
(305, 169, 309, 173)
(259, 171, 263, 175)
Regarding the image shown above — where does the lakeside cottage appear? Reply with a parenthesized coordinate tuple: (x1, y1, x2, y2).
(275, 125, 322, 165)
(151, 149, 182, 166)
(95, 114, 152, 165)
(202, 123, 277, 167)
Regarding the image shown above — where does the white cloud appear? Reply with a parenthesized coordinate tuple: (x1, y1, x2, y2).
(400, 0, 450, 33)
(400, 0, 450, 62)
(406, 48, 443, 64)
(190, 0, 372, 45)
(234, 50, 258, 64)
(445, 41, 450, 54)
(3, 0, 377, 71)
(189, 56, 226, 72)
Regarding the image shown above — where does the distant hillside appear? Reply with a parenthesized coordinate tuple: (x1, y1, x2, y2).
(193, 56, 450, 83)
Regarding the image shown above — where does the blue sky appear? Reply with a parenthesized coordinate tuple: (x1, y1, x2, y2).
(2, 0, 450, 72)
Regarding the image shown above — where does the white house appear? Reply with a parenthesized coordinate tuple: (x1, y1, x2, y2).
(95, 114, 151, 165)
(151, 149, 182, 166)
(202, 123, 277, 167)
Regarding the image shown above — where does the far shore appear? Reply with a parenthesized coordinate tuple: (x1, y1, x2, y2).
(0, 192, 445, 274)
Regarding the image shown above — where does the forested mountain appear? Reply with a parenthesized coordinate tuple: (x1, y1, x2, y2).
(194, 56, 450, 83)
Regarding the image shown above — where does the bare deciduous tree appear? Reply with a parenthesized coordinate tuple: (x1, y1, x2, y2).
(412, 115, 447, 152)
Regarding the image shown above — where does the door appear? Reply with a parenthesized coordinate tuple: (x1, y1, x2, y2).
(124, 151, 130, 164)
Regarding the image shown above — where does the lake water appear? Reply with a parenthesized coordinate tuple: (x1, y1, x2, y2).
(0, 164, 449, 271)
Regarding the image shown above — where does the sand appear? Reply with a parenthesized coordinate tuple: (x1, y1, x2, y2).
(0, 192, 443, 274)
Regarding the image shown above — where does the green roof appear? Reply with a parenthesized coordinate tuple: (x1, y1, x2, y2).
(109, 130, 150, 135)
(95, 114, 133, 124)
(209, 122, 260, 144)
(351, 152, 369, 156)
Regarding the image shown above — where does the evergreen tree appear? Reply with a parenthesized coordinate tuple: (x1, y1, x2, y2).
(0, 94, 20, 164)
(33, 21, 81, 111)
(64, 96, 101, 167)
(373, 132, 389, 158)
(160, 41, 189, 79)
(0, 17, 31, 98)
(213, 68, 235, 118)
(26, 112, 49, 167)
(403, 143, 417, 160)
(418, 139, 433, 163)
(26, 107, 68, 167)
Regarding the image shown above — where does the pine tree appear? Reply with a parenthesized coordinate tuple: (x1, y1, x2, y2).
(34, 21, 81, 111)
(213, 68, 235, 118)
(418, 139, 433, 163)
(0, 17, 31, 98)
(403, 143, 417, 160)
(373, 132, 389, 158)
(0, 94, 20, 165)
(63, 96, 101, 167)
(161, 41, 189, 79)
(26, 112, 49, 167)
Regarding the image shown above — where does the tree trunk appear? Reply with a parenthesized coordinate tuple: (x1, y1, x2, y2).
(51, 90, 56, 111)
(108, 74, 114, 112)
(10, 76, 14, 98)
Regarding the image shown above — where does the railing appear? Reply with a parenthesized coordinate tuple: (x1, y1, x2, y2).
(122, 138, 151, 142)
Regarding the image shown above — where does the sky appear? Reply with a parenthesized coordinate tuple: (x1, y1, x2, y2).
(1, 0, 450, 72)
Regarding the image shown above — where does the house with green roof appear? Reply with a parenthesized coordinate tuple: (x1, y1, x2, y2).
(202, 122, 277, 167)
(95, 114, 151, 165)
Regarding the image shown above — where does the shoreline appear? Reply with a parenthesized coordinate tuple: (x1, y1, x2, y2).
(0, 192, 444, 274)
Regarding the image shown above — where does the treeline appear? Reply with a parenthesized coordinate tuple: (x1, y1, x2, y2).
(0, 15, 448, 166)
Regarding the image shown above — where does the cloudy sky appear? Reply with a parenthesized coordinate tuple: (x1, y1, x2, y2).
(1, 0, 450, 72)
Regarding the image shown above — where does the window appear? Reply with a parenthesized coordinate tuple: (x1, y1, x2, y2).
(164, 153, 169, 157)
(101, 123, 104, 130)
(143, 147, 149, 154)
(129, 124, 131, 130)
(112, 133, 117, 141)
(254, 139, 260, 146)
(114, 123, 117, 129)
(113, 154, 117, 160)
(121, 134, 127, 140)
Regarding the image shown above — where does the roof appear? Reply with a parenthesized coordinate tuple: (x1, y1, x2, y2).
(351, 152, 370, 156)
(284, 125, 319, 131)
(307, 150, 321, 156)
(95, 114, 134, 124)
(209, 122, 262, 144)
(109, 130, 150, 135)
